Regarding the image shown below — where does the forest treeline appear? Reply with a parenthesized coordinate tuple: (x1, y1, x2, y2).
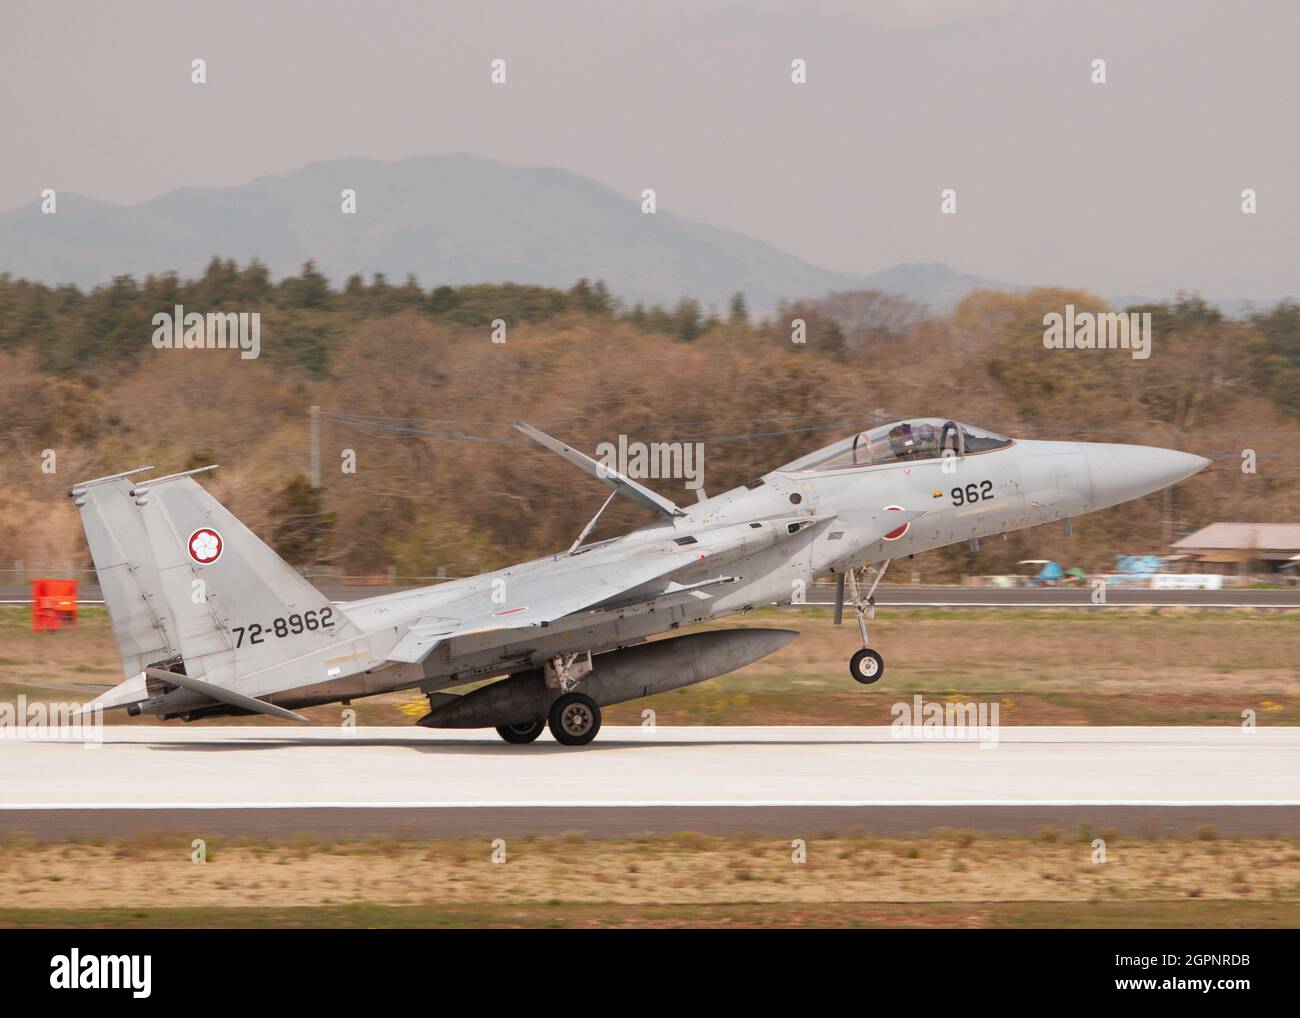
(0, 258, 926, 375)
(0, 257, 1296, 580)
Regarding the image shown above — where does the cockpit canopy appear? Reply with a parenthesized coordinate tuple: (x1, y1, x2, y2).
(779, 419, 1013, 472)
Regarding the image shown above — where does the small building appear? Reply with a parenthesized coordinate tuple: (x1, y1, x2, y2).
(1170, 523, 1300, 577)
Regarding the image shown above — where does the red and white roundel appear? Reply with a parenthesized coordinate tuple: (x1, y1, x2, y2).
(881, 505, 910, 541)
(188, 528, 223, 564)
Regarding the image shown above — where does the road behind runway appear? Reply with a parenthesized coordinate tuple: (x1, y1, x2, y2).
(3, 726, 1298, 837)
(5, 582, 1298, 607)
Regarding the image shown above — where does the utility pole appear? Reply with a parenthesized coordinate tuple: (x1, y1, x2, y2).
(1162, 426, 1182, 551)
(1170, 488, 1180, 553)
(309, 405, 321, 488)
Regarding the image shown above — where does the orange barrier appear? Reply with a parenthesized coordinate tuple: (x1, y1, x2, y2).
(31, 579, 78, 631)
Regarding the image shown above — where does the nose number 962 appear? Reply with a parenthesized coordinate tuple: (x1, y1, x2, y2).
(951, 480, 993, 506)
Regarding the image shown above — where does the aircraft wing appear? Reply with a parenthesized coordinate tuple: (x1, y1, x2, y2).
(386, 546, 703, 663)
(384, 505, 929, 665)
(512, 420, 683, 518)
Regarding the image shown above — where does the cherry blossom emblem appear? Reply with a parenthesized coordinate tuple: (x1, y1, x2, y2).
(188, 528, 223, 564)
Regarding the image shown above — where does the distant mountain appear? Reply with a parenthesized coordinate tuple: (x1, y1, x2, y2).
(857, 262, 1024, 309)
(0, 156, 1274, 314)
(0, 155, 1018, 312)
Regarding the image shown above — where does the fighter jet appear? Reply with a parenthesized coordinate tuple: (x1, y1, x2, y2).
(72, 418, 1208, 745)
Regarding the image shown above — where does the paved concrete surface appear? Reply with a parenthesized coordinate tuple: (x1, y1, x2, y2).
(2, 726, 1297, 836)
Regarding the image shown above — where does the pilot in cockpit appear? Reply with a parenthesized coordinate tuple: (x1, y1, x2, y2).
(912, 422, 939, 459)
(887, 421, 940, 462)
(887, 422, 914, 459)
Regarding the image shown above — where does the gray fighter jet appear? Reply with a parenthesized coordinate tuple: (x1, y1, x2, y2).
(73, 418, 1208, 745)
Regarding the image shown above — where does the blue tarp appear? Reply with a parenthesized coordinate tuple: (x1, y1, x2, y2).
(1114, 554, 1164, 575)
(1103, 554, 1166, 585)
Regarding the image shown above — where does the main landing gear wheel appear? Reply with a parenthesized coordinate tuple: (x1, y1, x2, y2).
(495, 719, 545, 744)
(850, 648, 885, 685)
(548, 692, 602, 746)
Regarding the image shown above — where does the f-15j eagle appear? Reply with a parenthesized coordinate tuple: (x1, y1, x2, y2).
(73, 418, 1208, 745)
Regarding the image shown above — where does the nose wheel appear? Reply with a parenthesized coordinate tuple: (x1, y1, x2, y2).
(850, 648, 884, 684)
(837, 561, 889, 685)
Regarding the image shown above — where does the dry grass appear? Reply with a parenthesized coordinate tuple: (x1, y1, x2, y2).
(3, 830, 1299, 913)
(4, 605, 1300, 726)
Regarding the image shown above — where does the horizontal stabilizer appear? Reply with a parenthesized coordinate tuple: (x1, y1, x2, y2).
(145, 668, 310, 723)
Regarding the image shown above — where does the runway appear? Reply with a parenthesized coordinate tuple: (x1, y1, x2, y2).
(3, 726, 1298, 837)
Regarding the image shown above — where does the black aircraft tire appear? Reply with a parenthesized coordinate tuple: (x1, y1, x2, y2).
(548, 692, 602, 746)
(850, 648, 885, 685)
(495, 719, 546, 744)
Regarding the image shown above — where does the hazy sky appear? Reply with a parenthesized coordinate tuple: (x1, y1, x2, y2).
(3, 0, 1297, 298)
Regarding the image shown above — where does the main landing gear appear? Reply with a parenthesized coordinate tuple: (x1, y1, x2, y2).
(548, 691, 602, 746)
(494, 653, 603, 746)
(495, 719, 545, 744)
(494, 693, 602, 746)
(836, 560, 889, 685)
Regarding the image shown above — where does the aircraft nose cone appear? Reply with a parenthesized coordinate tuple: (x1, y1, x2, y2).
(1081, 443, 1211, 508)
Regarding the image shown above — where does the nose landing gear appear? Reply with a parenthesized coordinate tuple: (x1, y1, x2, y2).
(836, 561, 889, 685)
(850, 648, 884, 684)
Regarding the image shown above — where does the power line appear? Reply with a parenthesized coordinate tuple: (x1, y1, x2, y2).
(319, 409, 1294, 449)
